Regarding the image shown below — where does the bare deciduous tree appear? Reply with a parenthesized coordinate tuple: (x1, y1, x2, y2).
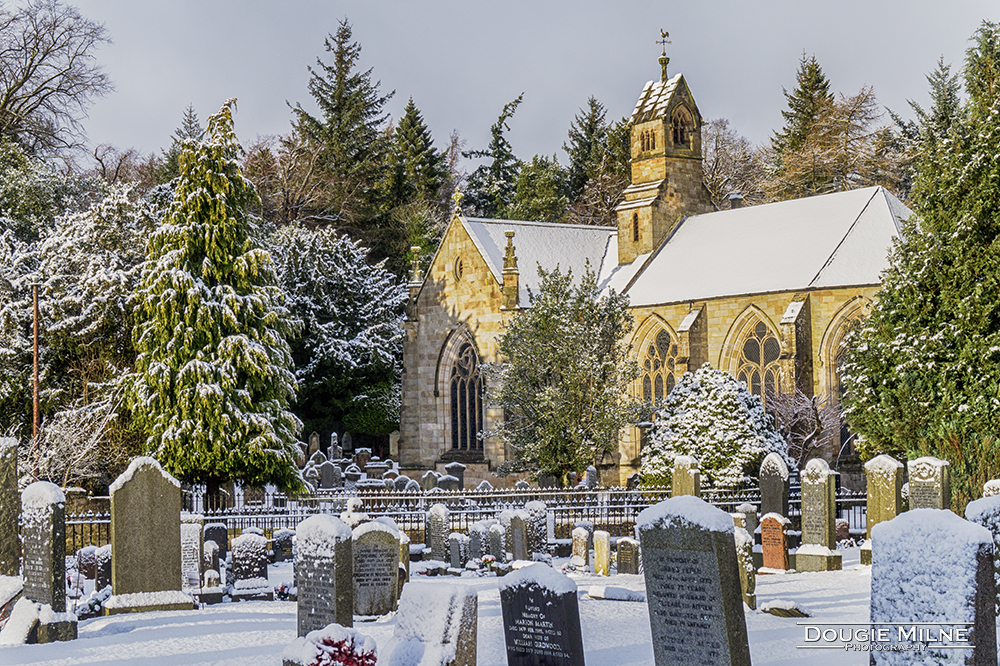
(0, 0, 113, 154)
(701, 118, 767, 209)
(766, 387, 842, 469)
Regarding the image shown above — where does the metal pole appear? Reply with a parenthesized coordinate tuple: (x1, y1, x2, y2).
(32, 283, 40, 479)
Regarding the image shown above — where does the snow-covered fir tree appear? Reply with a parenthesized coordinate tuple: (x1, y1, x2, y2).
(269, 225, 405, 437)
(642, 364, 791, 488)
(463, 94, 523, 218)
(130, 100, 302, 492)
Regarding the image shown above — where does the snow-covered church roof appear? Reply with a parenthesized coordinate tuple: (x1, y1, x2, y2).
(630, 72, 685, 124)
(623, 186, 909, 306)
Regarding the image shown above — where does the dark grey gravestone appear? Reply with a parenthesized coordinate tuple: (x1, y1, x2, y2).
(469, 524, 485, 561)
(617, 537, 640, 574)
(404, 479, 421, 493)
(421, 470, 440, 491)
(444, 462, 466, 490)
(759, 452, 789, 518)
(449, 532, 465, 569)
(428, 503, 449, 562)
(296, 514, 353, 635)
(500, 563, 585, 666)
(232, 533, 269, 581)
(637, 496, 751, 666)
(77, 545, 97, 579)
(436, 474, 460, 491)
(180, 513, 204, 594)
(344, 464, 363, 484)
(489, 524, 505, 561)
(515, 480, 530, 490)
(273, 529, 294, 563)
(110, 457, 182, 597)
(907, 456, 951, 510)
(626, 472, 641, 491)
(329, 432, 342, 461)
(525, 501, 547, 559)
(95, 545, 112, 590)
(511, 514, 529, 562)
(318, 461, 341, 489)
(584, 465, 598, 489)
(21, 482, 66, 612)
(393, 475, 411, 491)
(204, 523, 228, 561)
(353, 523, 399, 615)
(0, 439, 18, 576)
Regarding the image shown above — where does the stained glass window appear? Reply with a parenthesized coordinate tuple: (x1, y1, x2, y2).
(450, 342, 483, 451)
(641, 329, 678, 404)
(736, 320, 780, 403)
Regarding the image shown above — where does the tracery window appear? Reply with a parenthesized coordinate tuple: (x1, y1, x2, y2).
(641, 329, 678, 405)
(736, 321, 781, 402)
(672, 108, 693, 149)
(450, 342, 483, 451)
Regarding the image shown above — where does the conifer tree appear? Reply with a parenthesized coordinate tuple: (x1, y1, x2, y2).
(772, 54, 833, 157)
(841, 21, 1000, 513)
(130, 100, 302, 492)
(387, 98, 447, 207)
(464, 94, 523, 218)
(153, 105, 204, 185)
(506, 154, 570, 223)
(563, 97, 608, 201)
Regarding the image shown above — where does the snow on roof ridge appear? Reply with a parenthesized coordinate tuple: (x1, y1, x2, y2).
(464, 216, 616, 232)
(807, 187, 883, 288)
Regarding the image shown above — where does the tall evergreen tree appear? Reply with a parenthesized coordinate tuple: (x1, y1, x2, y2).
(563, 97, 608, 201)
(130, 100, 302, 492)
(387, 98, 447, 207)
(463, 94, 523, 218)
(772, 54, 833, 157)
(841, 21, 1000, 513)
(565, 116, 631, 226)
(153, 105, 205, 185)
(506, 154, 570, 223)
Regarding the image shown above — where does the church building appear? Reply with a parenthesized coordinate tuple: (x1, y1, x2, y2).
(398, 52, 910, 487)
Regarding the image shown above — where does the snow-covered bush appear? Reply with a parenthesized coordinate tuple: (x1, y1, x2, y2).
(641, 364, 792, 488)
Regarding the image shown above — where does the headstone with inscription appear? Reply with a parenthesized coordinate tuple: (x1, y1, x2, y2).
(671, 455, 701, 497)
(759, 452, 790, 518)
(0, 439, 18, 576)
(469, 522, 488, 561)
(449, 532, 467, 570)
(500, 563, 585, 666)
(489, 523, 505, 562)
(383, 582, 478, 666)
(616, 537, 640, 575)
(318, 461, 341, 489)
(862, 454, 904, 565)
(353, 521, 400, 615)
(511, 513, 529, 562)
(231, 532, 273, 601)
(734, 526, 755, 610)
(871, 509, 996, 665)
(180, 513, 204, 594)
(759, 513, 790, 571)
(908, 456, 951, 510)
(637, 495, 751, 666)
(796, 458, 842, 572)
(428, 503, 449, 562)
(21, 482, 66, 612)
(571, 527, 589, 568)
(204, 523, 228, 561)
(593, 530, 610, 576)
(105, 457, 191, 614)
(296, 514, 353, 635)
(273, 529, 294, 563)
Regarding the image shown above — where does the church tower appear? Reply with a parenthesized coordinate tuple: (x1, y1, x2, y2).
(616, 39, 713, 265)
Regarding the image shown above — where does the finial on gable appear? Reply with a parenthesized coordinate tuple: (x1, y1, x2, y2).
(503, 231, 518, 272)
(408, 245, 423, 285)
(657, 29, 671, 81)
(452, 189, 464, 213)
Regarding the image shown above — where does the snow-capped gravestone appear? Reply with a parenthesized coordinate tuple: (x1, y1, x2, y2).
(421, 470, 440, 491)
(273, 529, 294, 563)
(0, 439, 18, 577)
(231, 532, 272, 601)
(382, 582, 478, 666)
(736, 503, 758, 541)
(488, 524, 505, 561)
(637, 495, 751, 666)
(571, 527, 589, 568)
(525, 501, 547, 558)
(444, 461, 466, 490)
(908, 456, 951, 510)
(353, 521, 400, 615)
(180, 513, 204, 594)
(296, 514, 353, 636)
(671, 455, 701, 497)
(21, 482, 66, 613)
(469, 522, 487, 560)
(500, 563, 585, 666)
(760, 514, 790, 571)
(594, 530, 610, 576)
(617, 537, 640, 575)
(759, 452, 789, 518)
(511, 513, 529, 562)
(449, 533, 468, 569)
(437, 474, 460, 491)
(871, 509, 996, 665)
(734, 527, 755, 610)
(428, 503, 449, 562)
(584, 465, 598, 489)
(203, 540, 219, 577)
(204, 523, 228, 561)
(106, 457, 191, 615)
(318, 461, 341, 489)
(862, 454, 904, 565)
(95, 545, 112, 591)
(966, 494, 1000, 614)
(796, 458, 841, 572)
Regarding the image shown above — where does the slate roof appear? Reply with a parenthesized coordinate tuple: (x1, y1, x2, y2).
(631, 73, 683, 124)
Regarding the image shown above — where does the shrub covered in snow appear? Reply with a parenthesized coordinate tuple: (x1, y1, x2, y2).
(282, 623, 377, 666)
(641, 364, 791, 488)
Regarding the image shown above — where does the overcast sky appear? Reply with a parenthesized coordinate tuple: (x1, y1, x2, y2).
(70, 1, 997, 169)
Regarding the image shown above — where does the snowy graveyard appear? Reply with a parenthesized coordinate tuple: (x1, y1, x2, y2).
(3, 451, 1000, 664)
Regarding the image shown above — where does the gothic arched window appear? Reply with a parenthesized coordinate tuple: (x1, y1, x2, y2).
(672, 107, 693, 149)
(641, 329, 678, 404)
(632, 213, 639, 242)
(451, 342, 483, 451)
(736, 321, 781, 402)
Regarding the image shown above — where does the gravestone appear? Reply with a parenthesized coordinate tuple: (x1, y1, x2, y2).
(273, 529, 294, 563)
(308, 431, 320, 457)
(593, 530, 610, 576)
(344, 464, 363, 484)
(759, 514, 790, 571)
(871, 509, 996, 665)
(77, 545, 98, 579)
(736, 502, 758, 541)
(353, 446, 370, 468)
(449, 532, 466, 569)
(95, 545, 112, 591)
(567, 472, 577, 488)
(637, 495, 751, 666)
(329, 432, 342, 461)
(428, 503, 449, 562)
(966, 495, 1000, 615)
(180, 513, 204, 594)
(475, 479, 494, 491)
(488, 524, 505, 561)
(796, 458, 841, 572)
(574, 520, 594, 550)
(616, 537, 640, 575)
(571, 527, 589, 568)
(384, 582, 478, 666)
(106, 457, 191, 614)
(393, 475, 411, 492)
(759, 452, 790, 518)
(365, 460, 389, 480)
(584, 465, 598, 489)
(21, 482, 66, 612)
(510, 514, 529, 562)
(203, 540, 219, 577)
(525, 501, 547, 560)
(984, 480, 1000, 498)
(734, 526, 755, 610)
(436, 474, 460, 491)
(671, 455, 701, 497)
(420, 470, 440, 491)
(513, 480, 530, 490)
(500, 563, 585, 666)
(404, 479, 421, 493)
(353, 521, 400, 615)
(444, 461, 466, 490)
(399, 532, 410, 581)
(469, 522, 487, 560)
(908, 456, 951, 510)
(864, 454, 903, 561)
(0, 439, 18, 576)
(204, 523, 228, 561)
(231, 532, 272, 601)
(627, 472, 641, 491)
(296, 514, 353, 635)
(318, 461, 341, 489)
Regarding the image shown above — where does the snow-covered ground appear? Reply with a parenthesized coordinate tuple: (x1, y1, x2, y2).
(0, 548, 886, 666)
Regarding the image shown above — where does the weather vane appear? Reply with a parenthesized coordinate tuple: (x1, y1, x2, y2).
(657, 29, 670, 56)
